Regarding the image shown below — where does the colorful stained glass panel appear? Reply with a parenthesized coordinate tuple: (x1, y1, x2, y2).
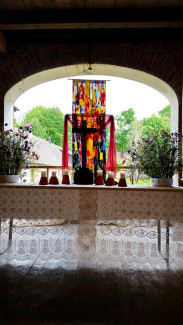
(72, 80, 106, 182)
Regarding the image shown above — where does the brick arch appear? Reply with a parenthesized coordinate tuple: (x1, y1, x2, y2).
(1, 42, 182, 95)
(4, 63, 178, 133)
(1, 42, 181, 129)
(95, 42, 182, 100)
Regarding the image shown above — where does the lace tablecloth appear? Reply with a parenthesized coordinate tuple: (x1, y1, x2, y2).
(0, 184, 183, 223)
(1, 222, 182, 266)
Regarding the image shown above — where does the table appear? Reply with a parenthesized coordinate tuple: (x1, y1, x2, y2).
(0, 183, 183, 266)
(0, 183, 182, 223)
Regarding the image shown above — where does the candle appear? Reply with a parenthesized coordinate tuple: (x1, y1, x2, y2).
(97, 169, 103, 176)
(108, 171, 113, 178)
(52, 171, 56, 177)
(41, 171, 46, 177)
(120, 171, 125, 179)
(63, 168, 69, 175)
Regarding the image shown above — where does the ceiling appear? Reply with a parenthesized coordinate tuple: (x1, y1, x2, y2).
(0, 0, 182, 10)
(0, 1, 183, 51)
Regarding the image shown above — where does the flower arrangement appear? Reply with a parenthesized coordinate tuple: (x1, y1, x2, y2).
(0, 124, 39, 175)
(130, 130, 183, 179)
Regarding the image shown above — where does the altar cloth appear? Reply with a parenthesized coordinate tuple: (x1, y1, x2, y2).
(0, 184, 183, 222)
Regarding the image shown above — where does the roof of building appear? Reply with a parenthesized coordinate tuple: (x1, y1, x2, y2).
(30, 134, 72, 166)
(22, 122, 33, 128)
(117, 152, 130, 167)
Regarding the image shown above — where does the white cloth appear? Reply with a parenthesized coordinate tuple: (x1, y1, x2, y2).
(0, 184, 182, 222)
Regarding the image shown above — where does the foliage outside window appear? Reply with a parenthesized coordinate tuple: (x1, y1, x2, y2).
(16, 105, 72, 150)
(0, 124, 39, 175)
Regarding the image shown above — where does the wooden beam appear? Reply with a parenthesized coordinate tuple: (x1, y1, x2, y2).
(0, 8, 183, 30)
(1, 21, 183, 30)
(4, 28, 181, 44)
(0, 31, 6, 52)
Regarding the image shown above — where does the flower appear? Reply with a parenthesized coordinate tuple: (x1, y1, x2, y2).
(0, 124, 39, 175)
(130, 130, 183, 179)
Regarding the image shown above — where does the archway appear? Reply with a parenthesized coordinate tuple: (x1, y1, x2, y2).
(4, 63, 178, 132)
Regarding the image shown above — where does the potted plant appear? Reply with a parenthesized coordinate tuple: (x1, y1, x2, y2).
(0, 123, 39, 183)
(130, 130, 183, 186)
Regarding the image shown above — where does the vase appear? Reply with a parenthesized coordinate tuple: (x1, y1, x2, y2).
(151, 178, 173, 187)
(39, 176, 48, 185)
(95, 175, 104, 185)
(49, 176, 59, 185)
(62, 174, 70, 184)
(105, 177, 115, 186)
(118, 178, 127, 187)
(0, 175, 19, 183)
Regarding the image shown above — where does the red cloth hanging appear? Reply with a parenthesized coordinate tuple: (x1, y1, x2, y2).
(105, 116, 117, 176)
(62, 114, 74, 172)
(62, 114, 117, 176)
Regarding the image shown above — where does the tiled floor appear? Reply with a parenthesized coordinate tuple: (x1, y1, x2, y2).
(0, 219, 183, 324)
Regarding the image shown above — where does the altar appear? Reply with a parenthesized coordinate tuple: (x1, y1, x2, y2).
(0, 184, 183, 223)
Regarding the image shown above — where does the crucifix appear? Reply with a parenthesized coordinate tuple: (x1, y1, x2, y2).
(72, 120, 97, 184)
(73, 120, 97, 169)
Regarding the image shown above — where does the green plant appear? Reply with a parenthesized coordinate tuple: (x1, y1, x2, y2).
(130, 130, 183, 179)
(0, 124, 39, 175)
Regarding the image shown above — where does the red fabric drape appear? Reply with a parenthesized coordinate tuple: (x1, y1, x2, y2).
(105, 116, 117, 176)
(62, 114, 117, 176)
(62, 114, 74, 171)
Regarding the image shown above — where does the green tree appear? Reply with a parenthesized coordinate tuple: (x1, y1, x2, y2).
(115, 108, 135, 151)
(128, 119, 143, 147)
(22, 106, 65, 146)
(158, 105, 171, 120)
(142, 113, 170, 138)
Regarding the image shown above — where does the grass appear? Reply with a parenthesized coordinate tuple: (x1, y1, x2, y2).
(115, 178, 151, 185)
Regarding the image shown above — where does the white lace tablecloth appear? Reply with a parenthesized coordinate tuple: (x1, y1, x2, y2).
(0, 184, 183, 223)
(1, 222, 182, 266)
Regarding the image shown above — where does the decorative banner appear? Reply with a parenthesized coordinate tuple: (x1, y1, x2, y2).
(72, 80, 107, 182)
(72, 80, 106, 115)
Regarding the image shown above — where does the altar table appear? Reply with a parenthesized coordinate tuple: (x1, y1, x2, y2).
(0, 183, 183, 223)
